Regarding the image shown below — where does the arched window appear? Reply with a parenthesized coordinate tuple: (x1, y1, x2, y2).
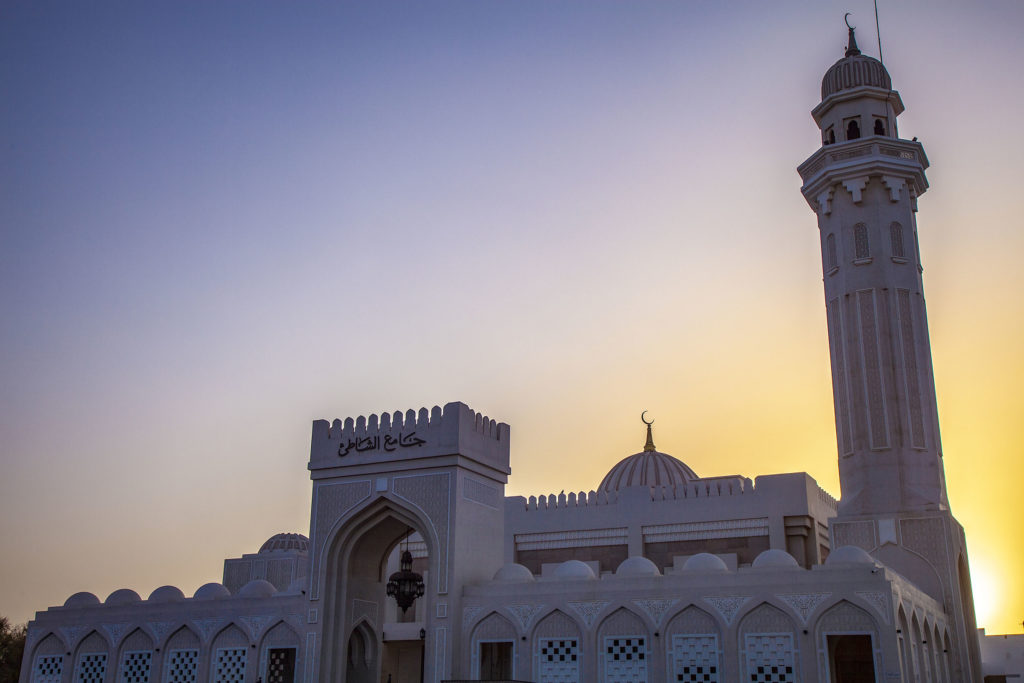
(826, 233, 838, 270)
(874, 118, 886, 136)
(828, 128, 836, 145)
(890, 222, 905, 258)
(847, 119, 861, 140)
(854, 224, 870, 260)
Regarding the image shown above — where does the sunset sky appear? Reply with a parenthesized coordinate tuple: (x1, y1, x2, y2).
(2, 1, 1022, 635)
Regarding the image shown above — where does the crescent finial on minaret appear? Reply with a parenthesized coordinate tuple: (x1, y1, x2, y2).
(641, 411, 656, 452)
(844, 13, 862, 57)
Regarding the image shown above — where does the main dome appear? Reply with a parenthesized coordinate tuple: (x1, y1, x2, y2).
(821, 26, 891, 99)
(598, 450, 698, 492)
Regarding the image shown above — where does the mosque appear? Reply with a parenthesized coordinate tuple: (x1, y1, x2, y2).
(19, 24, 983, 683)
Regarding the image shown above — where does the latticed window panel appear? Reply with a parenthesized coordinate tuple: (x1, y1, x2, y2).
(672, 634, 719, 682)
(744, 634, 796, 683)
(76, 652, 107, 682)
(119, 650, 153, 683)
(33, 655, 62, 683)
(213, 648, 247, 683)
(826, 233, 838, 270)
(854, 224, 870, 259)
(538, 638, 579, 682)
(890, 222, 905, 258)
(165, 649, 199, 683)
(266, 647, 296, 683)
(604, 636, 647, 683)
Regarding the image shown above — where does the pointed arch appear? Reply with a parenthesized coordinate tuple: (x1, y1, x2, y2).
(28, 633, 66, 683)
(471, 612, 519, 681)
(72, 630, 111, 683)
(815, 600, 880, 683)
(345, 620, 376, 683)
(210, 623, 250, 683)
(666, 606, 722, 683)
(259, 620, 301, 683)
(911, 611, 928, 681)
(115, 628, 155, 683)
(532, 609, 583, 683)
(596, 606, 650, 682)
(319, 495, 438, 683)
(896, 604, 912, 682)
(163, 626, 201, 683)
(738, 603, 799, 683)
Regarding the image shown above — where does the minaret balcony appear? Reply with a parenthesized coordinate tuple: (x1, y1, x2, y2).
(798, 137, 929, 211)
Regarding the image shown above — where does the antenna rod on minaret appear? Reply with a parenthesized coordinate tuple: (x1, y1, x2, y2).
(874, 0, 884, 65)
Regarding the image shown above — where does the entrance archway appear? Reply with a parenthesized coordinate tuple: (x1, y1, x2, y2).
(320, 498, 435, 683)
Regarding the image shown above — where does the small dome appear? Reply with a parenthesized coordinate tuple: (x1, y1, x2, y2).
(493, 563, 535, 583)
(105, 588, 142, 605)
(682, 553, 729, 573)
(64, 592, 100, 608)
(821, 28, 891, 99)
(615, 556, 660, 577)
(825, 545, 877, 566)
(752, 549, 800, 570)
(259, 533, 309, 554)
(237, 579, 277, 598)
(147, 586, 185, 603)
(193, 583, 231, 600)
(599, 451, 698, 492)
(552, 560, 597, 580)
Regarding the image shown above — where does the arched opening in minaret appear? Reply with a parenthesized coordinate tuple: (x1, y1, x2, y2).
(829, 129, 836, 144)
(853, 224, 870, 260)
(874, 118, 886, 136)
(847, 119, 861, 140)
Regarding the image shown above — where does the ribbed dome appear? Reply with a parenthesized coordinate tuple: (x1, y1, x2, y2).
(599, 451, 698, 492)
(259, 533, 309, 554)
(821, 27, 891, 99)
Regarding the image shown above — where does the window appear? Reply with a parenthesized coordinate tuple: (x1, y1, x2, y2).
(890, 222, 905, 258)
(846, 119, 861, 140)
(874, 118, 886, 136)
(266, 648, 296, 683)
(826, 233, 838, 270)
(854, 224, 870, 260)
(828, 129, 836, 144)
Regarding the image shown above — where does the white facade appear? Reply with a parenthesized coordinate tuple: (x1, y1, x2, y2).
(19, 27, 983, 683)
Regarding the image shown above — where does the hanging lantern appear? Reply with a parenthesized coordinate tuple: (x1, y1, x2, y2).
(386, 549, 425, 614)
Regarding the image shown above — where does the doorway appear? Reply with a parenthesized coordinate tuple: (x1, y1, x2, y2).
(827, 634, 876, 683)
(380, 639, 423, 683)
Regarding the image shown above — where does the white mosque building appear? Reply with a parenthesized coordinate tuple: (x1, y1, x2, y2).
(19, 25, 984, 683)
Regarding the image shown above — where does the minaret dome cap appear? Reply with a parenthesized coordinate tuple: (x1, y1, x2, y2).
(820, 25, 892, 99)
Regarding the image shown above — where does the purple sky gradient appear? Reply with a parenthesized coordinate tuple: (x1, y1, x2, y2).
(2, 1, 1023, 632)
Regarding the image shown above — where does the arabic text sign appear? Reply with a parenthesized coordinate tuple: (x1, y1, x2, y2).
(338, 431, 426, 457)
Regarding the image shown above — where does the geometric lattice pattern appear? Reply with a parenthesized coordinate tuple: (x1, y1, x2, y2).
(76, 653, 107, 682)
(744, 634, 796, 683)
(538, 639, 579, 682)
(165, 649, 199, 683)
(266, 648, 296, 683)
(33, 655, 62, 683)
(213, 648, 247, 683)
(603, 637, 646, 683)
(119, 650, 153, 683)
(672, 634, 719, 682)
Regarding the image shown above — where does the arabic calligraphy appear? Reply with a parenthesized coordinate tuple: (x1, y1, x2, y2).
(338, 431, 426, 457)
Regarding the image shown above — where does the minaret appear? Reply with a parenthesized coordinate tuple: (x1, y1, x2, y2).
(799, 24, 945, 517)
(798, 25, 982, 681)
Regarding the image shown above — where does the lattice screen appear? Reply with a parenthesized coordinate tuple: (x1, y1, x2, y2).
(603, 636, 646, 683)
(119, 650, 153, 683)
(165, 649, 199, 683)
(213, 647, 247, 683)
(75, 652, 107, 682)
(671, 634, 719, 682)
(33, 655, 62, 683)
(744, 634, 796, 683)
(538, 638, 579, 682)
(266, 647, 296, 683)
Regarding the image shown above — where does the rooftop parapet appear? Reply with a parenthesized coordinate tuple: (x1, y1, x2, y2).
(309, 401, 510, 474)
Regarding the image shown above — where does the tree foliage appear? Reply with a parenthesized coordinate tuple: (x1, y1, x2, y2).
(0, 616, 27, 683)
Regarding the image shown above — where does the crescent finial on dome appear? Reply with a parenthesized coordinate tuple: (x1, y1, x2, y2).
(844, 15, 862, 57)
(641, 411, 656, 452)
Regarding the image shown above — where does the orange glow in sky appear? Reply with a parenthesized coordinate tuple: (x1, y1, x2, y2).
(1, 1, 1022, 637)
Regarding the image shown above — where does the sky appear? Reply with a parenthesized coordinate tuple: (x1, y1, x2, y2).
(1, 1, 1023, 635)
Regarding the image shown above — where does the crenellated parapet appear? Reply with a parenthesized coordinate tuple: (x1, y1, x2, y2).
(511, 476, 758, 512)
(308, 400, 510, 475)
